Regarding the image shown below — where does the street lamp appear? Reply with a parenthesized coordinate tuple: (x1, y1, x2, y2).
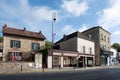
(52, 12, 56, 68)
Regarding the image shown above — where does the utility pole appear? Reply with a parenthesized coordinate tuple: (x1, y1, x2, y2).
(52, 12, 56, 68)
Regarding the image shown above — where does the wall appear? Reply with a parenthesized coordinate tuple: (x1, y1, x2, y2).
(60, 37, 77, 51)
(77, 37, 95, 55)
(35, 53, 42, 68)
(99, 28, 111, 51)
(110, 48, 117, 58)
(0, 62, 35, 73)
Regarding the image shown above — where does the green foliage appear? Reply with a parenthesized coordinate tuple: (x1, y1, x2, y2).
(45, 41, 52, 49)
(112, 43, 120, 52)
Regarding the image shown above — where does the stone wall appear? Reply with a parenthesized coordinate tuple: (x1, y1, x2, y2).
(60, 37, 77, 51)
(0, 62, 35, 73)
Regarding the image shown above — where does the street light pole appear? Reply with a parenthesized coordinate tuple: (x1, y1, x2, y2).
(52, 12, 56, 68)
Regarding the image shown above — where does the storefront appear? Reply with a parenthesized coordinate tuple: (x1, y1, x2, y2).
(78, 56, 94, 67)
(100, 50, 113, 66)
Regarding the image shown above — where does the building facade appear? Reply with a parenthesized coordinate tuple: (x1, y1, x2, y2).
(82, 26, 112, 66)
(53, 31, 95, 68)
(2, 24, 46, 62)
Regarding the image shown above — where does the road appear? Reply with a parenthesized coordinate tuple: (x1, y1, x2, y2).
(0, 67, 120, 80)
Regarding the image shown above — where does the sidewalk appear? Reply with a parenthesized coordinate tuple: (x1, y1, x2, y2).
(1, 65, 120, 74)
(20, 65, 117, 73)
(33, 64, 120, 72)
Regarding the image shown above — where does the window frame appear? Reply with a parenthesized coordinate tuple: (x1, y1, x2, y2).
(31, 42, 40, 50)
(10, 40, 21, 48)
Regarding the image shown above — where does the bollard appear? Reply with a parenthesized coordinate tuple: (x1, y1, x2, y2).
(73, 65, 75, 69)
(21, 64, 22, 71)
(59, 65, 60, 70)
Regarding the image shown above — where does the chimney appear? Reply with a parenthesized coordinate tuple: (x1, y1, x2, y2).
(39, 30, 41, 34)
(88, 35, 91, 39)
(63, 34, 66, 40)
(23, 27, 26, 31)
(3, 24, 7, 28)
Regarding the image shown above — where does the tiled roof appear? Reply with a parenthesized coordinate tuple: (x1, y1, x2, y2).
(55, 31, 94, 44)
(2, 24, 46, 40)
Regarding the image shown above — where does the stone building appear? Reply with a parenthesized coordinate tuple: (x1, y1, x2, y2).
(82, 26, 112, 66)
(2, 24, 46, 62)
(52, 31, 95, 68)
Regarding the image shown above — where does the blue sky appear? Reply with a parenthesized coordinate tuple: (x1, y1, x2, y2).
(0, 0, 120, 44)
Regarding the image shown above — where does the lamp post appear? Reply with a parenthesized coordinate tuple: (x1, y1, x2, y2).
(52, 12, 56, 68)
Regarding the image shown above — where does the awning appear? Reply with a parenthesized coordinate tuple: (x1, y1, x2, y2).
(100, 49, 113, 55)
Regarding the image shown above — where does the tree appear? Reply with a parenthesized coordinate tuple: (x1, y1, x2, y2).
(45, 40, 52, 49)
(112, 43, 120, 52)
(42, 40, 52, 68)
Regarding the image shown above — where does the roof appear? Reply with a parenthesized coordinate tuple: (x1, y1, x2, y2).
(2, 24, 46, 40)
(82, 26, 111, 34)
(55, 31, 94, 44)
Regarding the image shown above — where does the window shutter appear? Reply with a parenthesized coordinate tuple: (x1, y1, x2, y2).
(19, 41, 21, 48)
(31, 43, 33, 49)
(10, 40, 13, 48)
(38, 43, 40, 49)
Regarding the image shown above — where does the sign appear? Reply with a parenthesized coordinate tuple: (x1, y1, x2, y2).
(28, 63, 33, 67)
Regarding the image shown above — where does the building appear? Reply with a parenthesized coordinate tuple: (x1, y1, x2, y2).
(53, 31, 95, 68)
(2, 24, 46, 62)
(82, 26, 112, 66)
(110, 48, 117, 65)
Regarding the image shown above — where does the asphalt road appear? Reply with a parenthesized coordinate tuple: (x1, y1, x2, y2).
(0, 67, 120, 80)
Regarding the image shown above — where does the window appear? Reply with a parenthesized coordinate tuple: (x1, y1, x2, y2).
(64, 58, 67, 64)
(80, 46, 83, 53)
(31, 43, 40, 50)
(10, 40, 21, 48)
(101, 34, 103, 40)
(83, 46, 85, 53)
(90, 48, 92, 54)
(108, 37, 110, 43)
(104, 35, 106, 42)
(53, 57, 59, 65)
(8, 52, 22, 61)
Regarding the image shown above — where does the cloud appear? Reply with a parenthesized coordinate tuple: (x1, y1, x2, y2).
(61, 0, 89, 17)
(113, 30, 120, 35)
(78, 24, 88, 32)
(61, 24, 88, 35)
(61, 25, 76, 34)
(97, 0, 120, 30)
(0, 0, 58, 35)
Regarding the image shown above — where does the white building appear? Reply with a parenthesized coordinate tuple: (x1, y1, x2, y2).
(109, 48, 117, 65)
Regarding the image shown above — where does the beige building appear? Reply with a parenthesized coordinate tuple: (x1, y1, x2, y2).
(82, 26, 112, 66)
(53, 31, 95, 68)
(2, 24, 46, 62)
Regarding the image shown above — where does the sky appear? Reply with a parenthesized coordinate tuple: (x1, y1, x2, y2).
(0, 0, 120, 44)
